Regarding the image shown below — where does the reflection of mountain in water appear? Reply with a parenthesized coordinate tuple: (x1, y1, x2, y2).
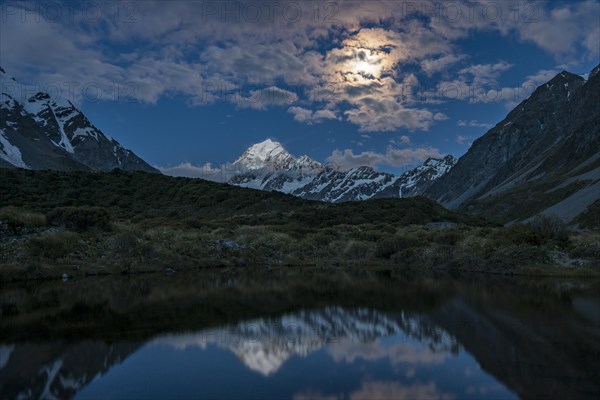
(154, 306, 460, 376)
(0, 342, 139, 400)
(0, 277, 598, 400)
(0, 307, 460, 399)
(432, 298, 600, 400)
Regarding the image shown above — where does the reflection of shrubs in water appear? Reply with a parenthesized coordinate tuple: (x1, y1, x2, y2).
(47, 207, 111, 232)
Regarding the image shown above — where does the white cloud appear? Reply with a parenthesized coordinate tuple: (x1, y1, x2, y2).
(158, 162, 230, 182)
(288, 107, 339, 124)
(456, 135, 471, 145)
(457, 120, 493, 129)
(327, 146, 443, 170)
(1, 0, 597, 137)
(344, 99, 438, 132)
(458, 62, 513, 83)
(237, 86, 299, 110)
(432, 62, 514, 104)
(517, 1, 600, 60)
(433, 112, 449, 121)
(389, 135, 411, 146)
(421, 54, 468, 76)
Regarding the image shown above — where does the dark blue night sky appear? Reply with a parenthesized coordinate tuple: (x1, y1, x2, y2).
(1, 0, 598, 175)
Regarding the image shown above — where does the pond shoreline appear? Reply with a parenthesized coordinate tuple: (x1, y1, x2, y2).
(2, 262, 600, 285)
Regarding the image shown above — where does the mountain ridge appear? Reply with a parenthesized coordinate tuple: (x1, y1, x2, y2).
(425, 64, 600, 223)
(228, 139, 456, 202)
(0, 67, 158, 173)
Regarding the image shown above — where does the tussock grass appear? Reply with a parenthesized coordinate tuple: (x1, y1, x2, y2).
(0, 206, 47, 230)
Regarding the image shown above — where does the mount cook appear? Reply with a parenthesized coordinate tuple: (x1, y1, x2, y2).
(228, 139, 456, 202)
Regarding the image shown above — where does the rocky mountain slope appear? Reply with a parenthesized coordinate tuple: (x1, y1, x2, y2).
(229, 139, 456, 202)
(229, 139, 323, 193)
(0, 67, 158, 173)
(425, 65, 600, 224)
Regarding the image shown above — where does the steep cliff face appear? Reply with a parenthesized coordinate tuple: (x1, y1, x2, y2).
(425, 66, 600, 223)
(0, 67, 158, 173)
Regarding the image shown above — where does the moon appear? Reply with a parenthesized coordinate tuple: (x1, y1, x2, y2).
(354, 60, 379, 76)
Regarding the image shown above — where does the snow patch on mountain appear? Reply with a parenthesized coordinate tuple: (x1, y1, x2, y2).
(233, 139, 292, 170)
(228, 140, 456, 202)
(0, 129, 28, 168)
(0, 66, 158, 173)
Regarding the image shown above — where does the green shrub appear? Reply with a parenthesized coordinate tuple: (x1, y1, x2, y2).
(0, 207, 47, 231)
(390, 248, 420, 264)
(400, 208, 428, 225)
(499, 224, 543, 246)
(343, 241, 374, 260)
(213, 191, 228, 203)
(422, 244, 455, 266)
(434, 230, 462, 245)
(47, 207, 111, 232)
(376, 236, 421, 259)
(109, 232, 139, 253)
(29, 231, 79, 259)
(569, 233, 600, 260)
(184, 217, 204, 229)
(527, 215, 569, 245)
(488, 244, 548, 268)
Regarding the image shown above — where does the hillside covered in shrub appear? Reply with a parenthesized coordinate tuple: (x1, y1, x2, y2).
(0, 168, 598, 281)
(0, 168, 481, 226)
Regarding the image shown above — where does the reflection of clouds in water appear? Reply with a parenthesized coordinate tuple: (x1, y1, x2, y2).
(154, 325, 332, 376)
(349, 381, 454, 400)
(152, 307, 459, 376)
(327, 337, 452, 365)
(293, 381, 454, 400)
(466, 383, 512, 397)
(0, 344, 15, 369)
(153, 333, 211, 351)
(293, 391, 339, 400)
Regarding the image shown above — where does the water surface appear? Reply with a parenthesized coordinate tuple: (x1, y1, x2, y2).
(0, 269, 598, 399)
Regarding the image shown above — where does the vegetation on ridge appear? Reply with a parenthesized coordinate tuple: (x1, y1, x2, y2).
(0, 168, 598, 281)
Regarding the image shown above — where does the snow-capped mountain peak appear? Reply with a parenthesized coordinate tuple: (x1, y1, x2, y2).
(228, 139, 456, 202)
(0, 66, 157, 172)
(233, 139, 292, 170)
(396, 156, 457, 197)
(233, 139, 323, 175)
(229, 139, 324, 192)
